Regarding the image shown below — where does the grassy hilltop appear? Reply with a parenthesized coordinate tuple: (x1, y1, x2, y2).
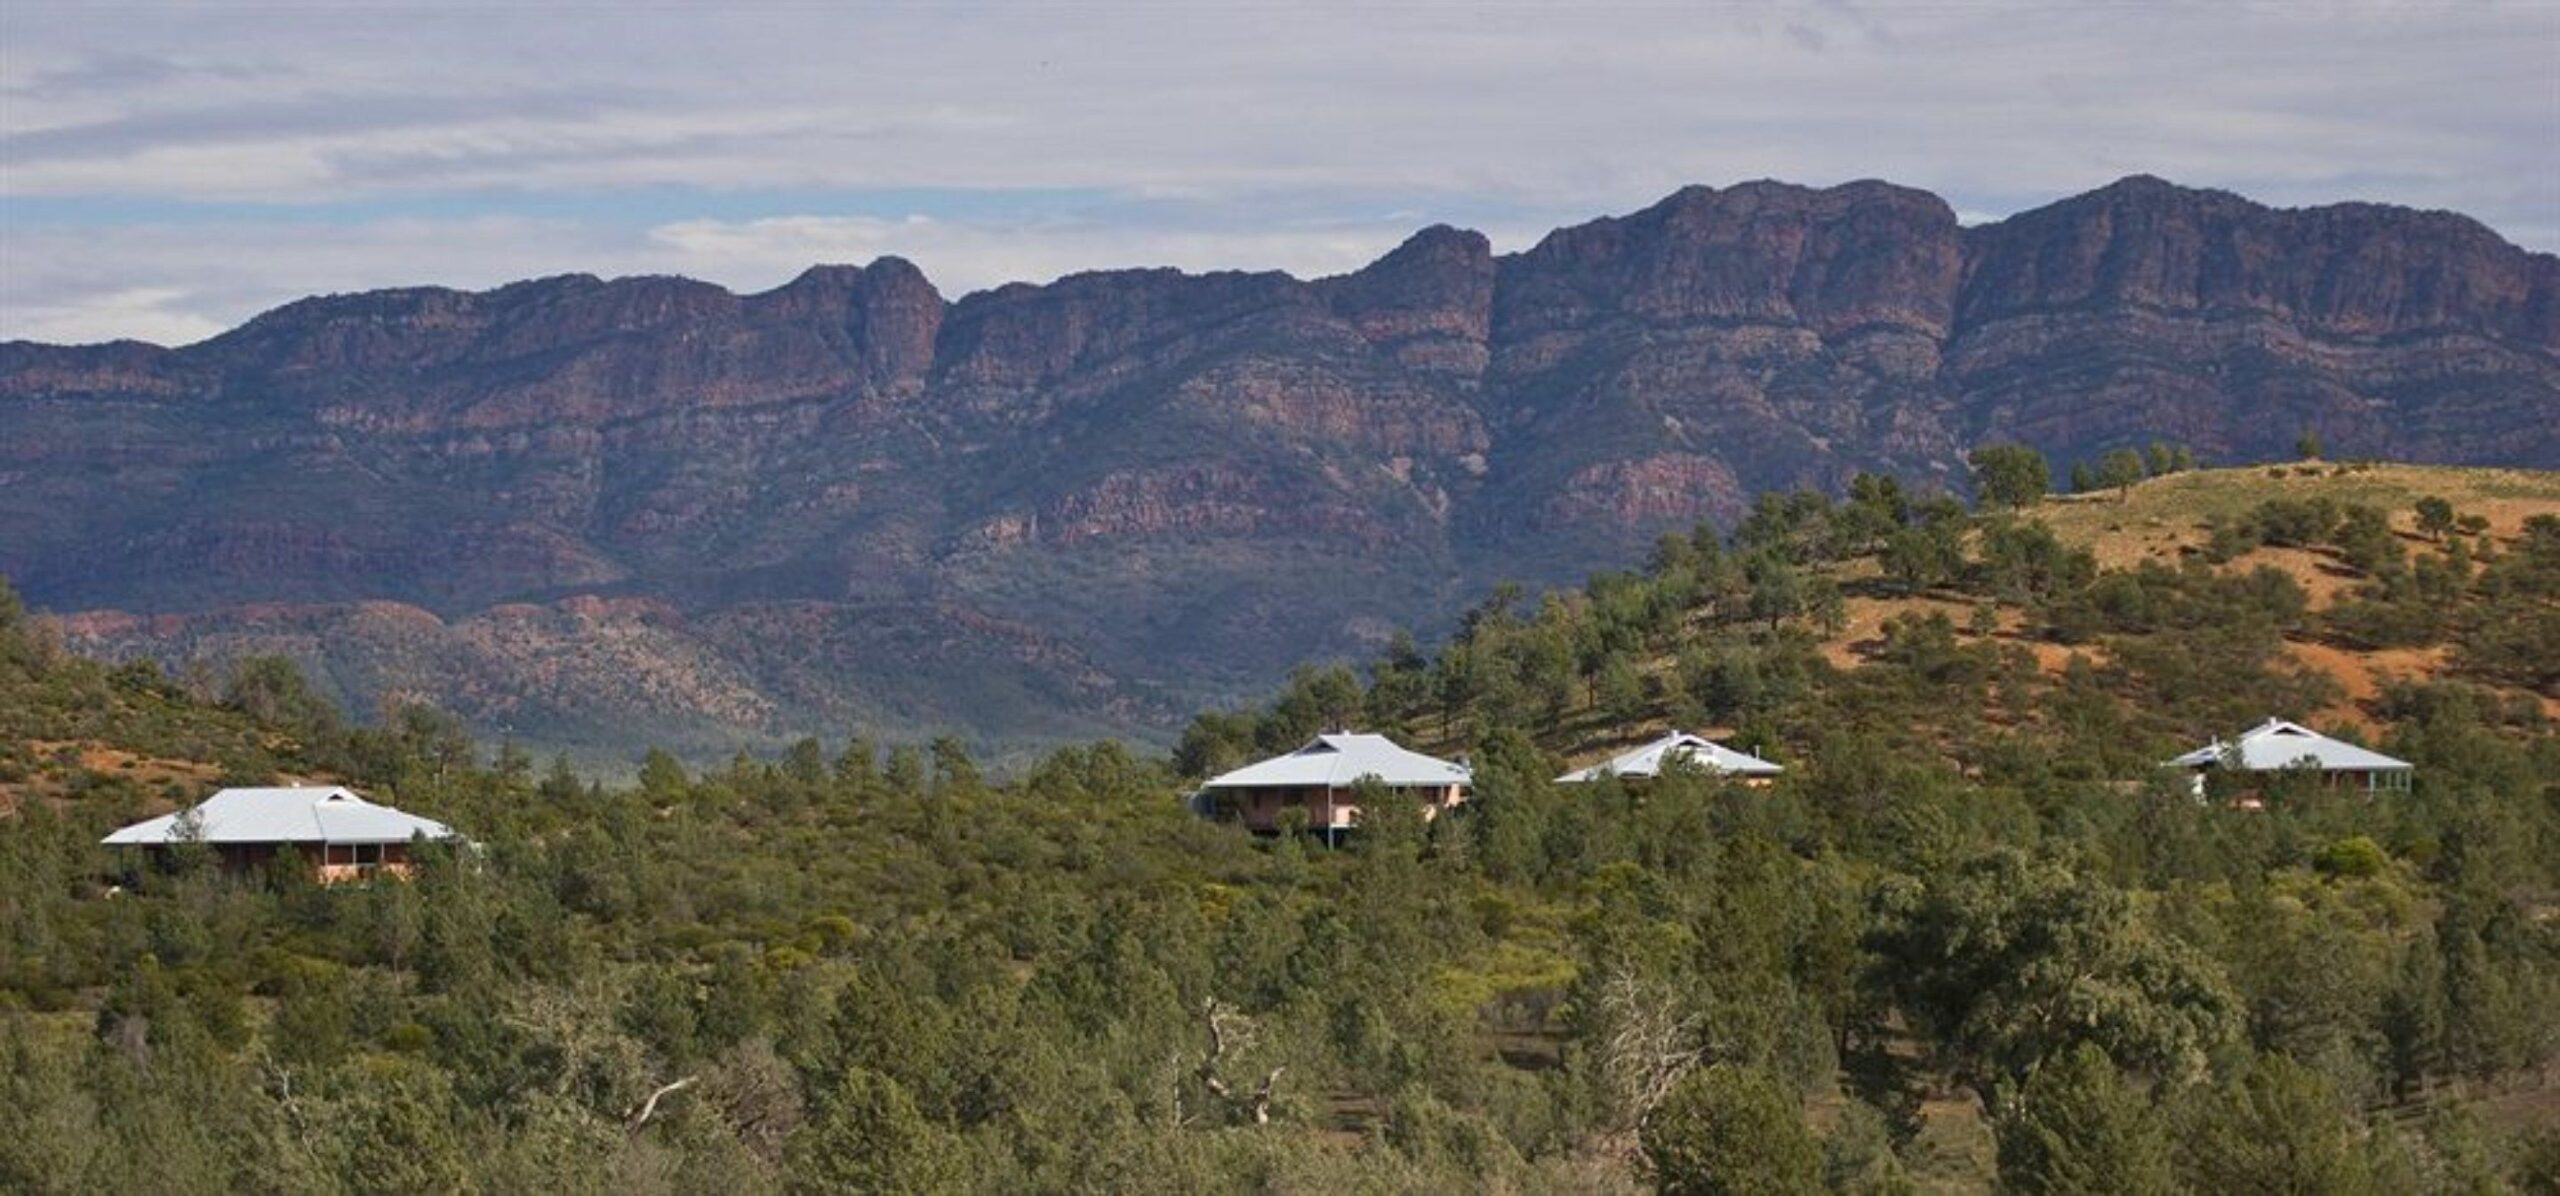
(1823, 463, 2560, 734)
(1253, 459, 2560, 773)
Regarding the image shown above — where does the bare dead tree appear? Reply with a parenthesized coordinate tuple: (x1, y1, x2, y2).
(1594, 965, 1708, 1128)
(1193, 998, 1287, 1126)
(1240, 1065, 1286, 1126)
(1168, 1048, 1196, 1127)
(259, 1051, 301, 1121)
(257, 1048, 327, 1175)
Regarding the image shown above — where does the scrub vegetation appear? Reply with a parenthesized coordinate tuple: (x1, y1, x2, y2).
(2, 459, 2556, 1193)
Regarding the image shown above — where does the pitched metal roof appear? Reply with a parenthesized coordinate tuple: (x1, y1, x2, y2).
(2164, 718, 2414, 773)
(102, 786, 458, 847)
(1198, 733, 1470, 790)
(1556, 731, 1784, 783)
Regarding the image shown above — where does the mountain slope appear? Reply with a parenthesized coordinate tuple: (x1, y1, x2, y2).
(4, 177, 2556, 762)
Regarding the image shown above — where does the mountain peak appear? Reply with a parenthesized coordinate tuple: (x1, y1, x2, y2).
(4, 176, 2553, 756)
(775, 255, 937, 294)
(1320, 223, 1495, 368)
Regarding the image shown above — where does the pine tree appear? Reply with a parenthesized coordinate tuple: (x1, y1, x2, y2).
(1641, 1064, 1823, 1196)
(1994, 1045, 2175, 1196)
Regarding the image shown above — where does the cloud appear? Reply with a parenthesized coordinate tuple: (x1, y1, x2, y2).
(0, 215, 628, 344)
(2, 1, 2553, 342)
(642, 210, 1540, 297)
(0, 202, 1559, 344)
(3, 287, 229, 346)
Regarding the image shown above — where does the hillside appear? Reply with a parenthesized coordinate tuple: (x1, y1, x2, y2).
(3, 459, 2557, 1192)
(1824, 463, 2560, 736)
(1171, 460, 2560, 786)
(6, 175, 2557, 764)
(0, 583, 336, 816)
(2030, 463, 2560, 568)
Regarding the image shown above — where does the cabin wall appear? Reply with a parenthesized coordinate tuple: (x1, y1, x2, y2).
(1221, 784, 1467, 833)
(158, 841, 416, 883)
(2192, 764, 2416, 806)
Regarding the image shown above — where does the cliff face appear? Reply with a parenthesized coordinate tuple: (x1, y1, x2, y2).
(1950, 176, 2560, 466)
(1477, 181, 1969, 568)
(5, 176, 2553, 760)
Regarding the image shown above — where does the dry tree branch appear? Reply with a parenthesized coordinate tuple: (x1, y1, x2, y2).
(625, 1075, 698, 1135)
(1193, 997, 1284, 1125)
(1595, 966, 1708, 1124)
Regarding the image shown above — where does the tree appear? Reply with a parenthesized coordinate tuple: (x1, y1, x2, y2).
(2296, 429, 2324, 460)
(1993, 1044, 2175, 1196)
(2437, 909, 2528, 1084)
(2379, 941, 2444, 1101)
(834, 736, 879, 789)
(781, 737, 827, 791)
(1970, 444, 2052, 510)
(2172, 1053, 2376, 1195)
(1868, 849, 2239, 1109)
(1744, 553, 1806, 631)
(2095, 449, 2146, 498)
(1595, 652, 1647, 725)
(2334, 505, 2402, 575)
(1837, 473, 1913, 552)
(1882, 523, 1964, 594)
(1174, 710, 1257, 779)
(1976, 519, 2096, 602)
(2414, 496, 2457, 543)
(222, 654, 339, 734)
(1641, 1064, 1823, 1196)
(1367, 631, 1434, 726)
(927, 736, 980, 796)
(1265, 663, 1366, 747)
(637, 749, 689, 799)
(787, 1067, 966, 1194)
(310, 1055, 477, 1194)
(1187, 998, 1286, 1125)
(882, 746, 926, 798)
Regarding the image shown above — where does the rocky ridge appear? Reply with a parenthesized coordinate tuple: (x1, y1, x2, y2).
(5, 176, 2554, 762)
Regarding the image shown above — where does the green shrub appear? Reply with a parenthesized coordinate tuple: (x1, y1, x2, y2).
(2313, 836, 2388, 880)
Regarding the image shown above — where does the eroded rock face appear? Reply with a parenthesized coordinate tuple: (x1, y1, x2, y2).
(1498, 180, 1964, 339)
(1469, 180, 1971, 571)
(1948, 177, 2560, 466)
(1319, 225, 1496, 377)
(5, 176, 2553, 756)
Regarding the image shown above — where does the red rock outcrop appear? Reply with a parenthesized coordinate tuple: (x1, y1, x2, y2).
(5, 175, 2552, 756)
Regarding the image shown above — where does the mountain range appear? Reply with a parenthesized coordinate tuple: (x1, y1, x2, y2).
(5, 174, 2555, 763)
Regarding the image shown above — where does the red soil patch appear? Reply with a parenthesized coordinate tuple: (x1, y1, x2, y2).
(1, 740, 225, 816)
(2280, 639, 2501, 731)
(1822, 595, 1981, 668)
(2226, 545, 2365, 611)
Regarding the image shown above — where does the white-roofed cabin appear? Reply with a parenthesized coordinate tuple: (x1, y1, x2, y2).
(1191, 733, 1470, 841)
(1556, 731, 1784, 788)
(101, 785, 459, 882)
(2164, 718, 2414, 804)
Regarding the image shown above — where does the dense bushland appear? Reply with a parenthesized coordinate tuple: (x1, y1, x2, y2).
(2, 461, 2557, 1193)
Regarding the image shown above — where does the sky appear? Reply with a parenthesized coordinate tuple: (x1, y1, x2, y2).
(3, 1, 2555, 346)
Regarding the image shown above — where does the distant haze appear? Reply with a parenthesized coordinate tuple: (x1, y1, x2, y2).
(4, 0, 2555, 345)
